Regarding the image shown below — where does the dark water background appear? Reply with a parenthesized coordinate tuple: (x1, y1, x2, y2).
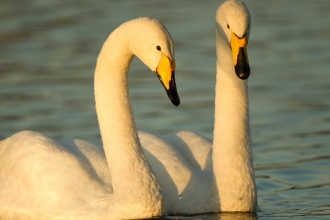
(1, 0, 330, 219)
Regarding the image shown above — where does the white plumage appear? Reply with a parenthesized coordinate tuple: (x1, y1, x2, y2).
(0, 17, 179, 219)
(139, 0, 258, 214)
(0, 0, 258, 218)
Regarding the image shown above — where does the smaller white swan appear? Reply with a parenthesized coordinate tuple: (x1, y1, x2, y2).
(0, 17, 179, 220)
(139, 0, 257, 215)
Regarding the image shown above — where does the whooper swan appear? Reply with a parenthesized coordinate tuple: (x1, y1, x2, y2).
(0, 17, 179, 220)
(139, 0, 257, 214)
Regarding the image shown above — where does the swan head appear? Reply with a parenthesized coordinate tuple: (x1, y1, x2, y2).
(126, 17, 180, 106)
(216, 0, 251, 80)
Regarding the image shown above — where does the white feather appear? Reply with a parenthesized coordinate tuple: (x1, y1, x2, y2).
(0, 17, 175, 220)
(139, 0, 258, 214)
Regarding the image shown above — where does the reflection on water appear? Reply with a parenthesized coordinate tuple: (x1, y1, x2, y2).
(159, 212, 257, 220)
(1, 0, 330, 219)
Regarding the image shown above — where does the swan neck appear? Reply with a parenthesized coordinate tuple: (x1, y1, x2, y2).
(213, 28, 251, 158)
(95, 32, 137, 163)
(211, 28, 257, 211)
(94, 29, 164, 216)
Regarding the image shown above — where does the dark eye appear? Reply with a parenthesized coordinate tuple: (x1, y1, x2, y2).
(156, 45, 161, 51)
(227, 24, 230, 29)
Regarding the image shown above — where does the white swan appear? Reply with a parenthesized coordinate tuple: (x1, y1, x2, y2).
(0, 17, 180, 220)
(139, 0, 257, 214)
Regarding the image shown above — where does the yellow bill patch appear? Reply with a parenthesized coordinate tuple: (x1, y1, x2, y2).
(156, 53, 176, 90)
(230, 31, 249, 65)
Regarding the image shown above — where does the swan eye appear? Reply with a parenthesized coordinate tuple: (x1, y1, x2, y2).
(156, 45, 161, 51)
(227, 24, 230, 29)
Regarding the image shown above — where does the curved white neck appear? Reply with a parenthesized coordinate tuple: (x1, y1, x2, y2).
(210, 27, 257, 211)
(94, 28, 164, 217)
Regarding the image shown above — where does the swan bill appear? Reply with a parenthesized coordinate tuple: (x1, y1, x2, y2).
(155, 71, 180, 106)
(234, 47, 250, 80)
(156, 53, 176, 89)
(155, 54, 180, 106)
(164, 72, 180, 106)
(230, 31, 250, 80)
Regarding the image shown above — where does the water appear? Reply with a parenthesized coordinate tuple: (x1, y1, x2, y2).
(1, 0, 330, 219)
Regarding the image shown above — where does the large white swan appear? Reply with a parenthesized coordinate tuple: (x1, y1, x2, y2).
(139, 0, 258, 214)
(0, 17, 180, 219)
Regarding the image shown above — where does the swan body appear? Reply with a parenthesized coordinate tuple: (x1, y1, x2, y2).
(139, 0, 257, 214)
(0, 17, 180, 219)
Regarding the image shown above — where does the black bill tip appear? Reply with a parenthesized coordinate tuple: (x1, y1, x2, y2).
(167, 90, 180, 106)
(166, 72, 180, 106)
(155, 71, 180, 106)
(235, 47, 250, 80)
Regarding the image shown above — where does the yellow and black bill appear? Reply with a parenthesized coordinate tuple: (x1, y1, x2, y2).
(230, 31, 250, 80)
(155, 54, 180, 106)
